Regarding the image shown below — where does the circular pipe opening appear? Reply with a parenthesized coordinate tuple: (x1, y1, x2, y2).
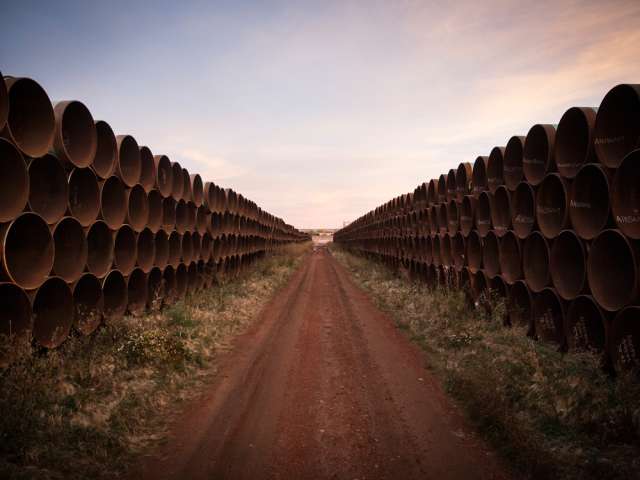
(466, 231, 482, 273)
(162, 197, 176, 230)
(154, 229, 169, 268)
(550, 230, 587, 300)
(475, 191, 492, 237)
(0, 138, 29, 222)
(610, 306, 640, 370)
(511, 182, 536, 239)
(437, 204, 447, 235)
(196, 206, 210, 235)
(190, 174, 203, 207)
(138, 146, 156, 193)
(147, 266, 164, 311)
(28, 154, 67, 224)
(507, 280, 532, 329)
(154, 155, 173, 198)
(503, 136, 526, 190)
(482, 231, 500, 277)
(455, 162, 472, 200)
(565, 295, 606, 352)
(86, 220, 113, 278)
(499, 231, 521, 284)
(126, 184, 149, 232)
(171, 161, 184, 200)
(175, 263, 188, 298)
(73, 273, 103, 336)
(115, 135, 141, 187)
(52, 216, 88, 283)
(437, 174, 447, 203)
(201, 233, 213, 262)
(594, 84, 640, 168)
(523, 231, 551, 293)
(532, 288, 566, 346)
(192, 232, 202, 260)
(459, 195, 476, 237)
(32, 277, 73, 348)
(588, 229, 638, 311)
(536, 173, 569, 239)
(137, 228, 155, 273)
(429, 205, 439, 234)
(1, 212, 53, 289)
(113, 225, 137, 275)
(612, 149, 640, 239)
(168, 231, 181, 267)
(127, 268, 148, 316)
(176, 199, 189, 233)
(100, 176, 127, 229)
(0, 282, 32, 340)
(102, 269, 127, 321)
(67, 167, 100, 227)
(147, 189, 163, 233)
(570, 164, 610, 240)
(491, 186, 511, 236)
(187, 202, 197, 232)
(523, 124, 556, 186)
(555, 107, 596, 179)
(4, 77, 55, 158)
(92, 120, 116, 179)
(487, 146, 505, 193)
(472, 156, 489, 195)
(182, 168, 192, 202)
(432, 234, 442, 266)
(446, 169, 457, 201)
(427, 179, 438, 204)
(53, 100, 97, 168)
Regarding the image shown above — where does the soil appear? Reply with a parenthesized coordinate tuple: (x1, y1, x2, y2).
(134, 247, 509, 479)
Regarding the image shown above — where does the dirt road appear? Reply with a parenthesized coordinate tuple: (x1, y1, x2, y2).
(136, 247, 508, 479)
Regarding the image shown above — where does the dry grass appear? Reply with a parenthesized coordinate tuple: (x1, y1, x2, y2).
(0, 243, 310, 480)
(331, 245, 640, 480)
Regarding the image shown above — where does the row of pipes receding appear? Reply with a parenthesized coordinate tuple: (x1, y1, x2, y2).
(334, 83, 640, 374)
(0, 70, 309, 351)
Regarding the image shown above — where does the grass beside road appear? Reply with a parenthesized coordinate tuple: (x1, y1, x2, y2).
(0, 243, 310, 480)
(331, 245, 640, 480)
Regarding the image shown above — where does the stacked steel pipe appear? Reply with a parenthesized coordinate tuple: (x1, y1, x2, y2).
(0, 70, 308, 350)
(335, 83, 640, 373)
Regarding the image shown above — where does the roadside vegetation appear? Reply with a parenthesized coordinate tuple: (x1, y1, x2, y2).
(0, 243, 310, 480)
(331, 245, 640, 480)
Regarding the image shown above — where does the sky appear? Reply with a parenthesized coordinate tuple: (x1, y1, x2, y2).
(2, 0, 640, 229)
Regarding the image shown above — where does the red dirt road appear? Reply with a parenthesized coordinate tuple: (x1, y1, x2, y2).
(137, 247, 509, 479)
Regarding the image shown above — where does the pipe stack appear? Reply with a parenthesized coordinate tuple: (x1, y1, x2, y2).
(334, 83, 640, 374)
(0, 70, 308, 350)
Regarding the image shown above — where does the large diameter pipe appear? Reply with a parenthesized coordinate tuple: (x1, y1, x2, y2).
(0, 138, 29, 222)
(147, 189, 163, 233)
(487, 146, 505, 193)
(137, 228, 155, 273)
(154, 229, 169, 268)
(507, 280, 533, 332)
(511, 181, 536, 239)
(532, 288, 566, 347)
(92, 120, 117, 179)
(175, 199, 189, 234)
(570, 164, 611, 240)
(168, 231, 181, 267)
(555, 107, 597, 179)
(0, 71, 7, 131)
(427, 179, 438, 205)
(455, 162, 473, 200)
(153, 154, 173, 197)
(73, 272, 103, 336)
(550, 230, 587, 300)
(564, 295, 606, 352)
(187, 261, 199, 293)
(446, 200, 459, 234)
(52, 100, 97, 168)
(0, 212, 54, 289)
(115, 135, 141, 187)
(127, 268, 148, 316)
(475, 191, 492, 237)
(432, 234, 442, 266)
(588, 229, 639, 312)
(113, 224, 137, 275)
(593, 84, 640, 169)
(201, 232, 213, 262)
(446, 169, 457, 201)
(100, 175, 127, 229)
(429, 205, 439, 234)
(441, 234, 452, 266)
(609, 306, 640, 371)
(171, 161, 184, 200)
(491, 185, 511, 236)
(437, 204, 447, 235)
(437, 174, 447, 203)
(459, 195, 476, 237)
(182, 231, 194, 264)
(102, 269, 127, 321)
(190, 174, 204, 207)
(472, 156, 489, 196)
(503, 135, 526, 191)
(482, 230, 500, 277)
(499, 230, 521, 284)
(612, 149, 640, 239)
(523, 124, 556, 186)
(0, 282, 32, 340)
(31, 277, 73, 348)
(196, 205, 210, 235)
(68, 167, 100, 226)
(192, 232, 202, 260)
(162, 196, 176, 230)
(536, 173, 570, 239)
(51, 216, 88, 283)
(452, 232, 466, 270)
(523, 231, 551, 293)
(147, 266, 163, 311)
(182, 167, 192, 203)
(125, 184, 149, 232)
(466, 230, 482, 273)
(86, 220, 113, 278)
(138, 146, 157, 193)
(2, 77, 55, 158)
(27, 154, 68, 224)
